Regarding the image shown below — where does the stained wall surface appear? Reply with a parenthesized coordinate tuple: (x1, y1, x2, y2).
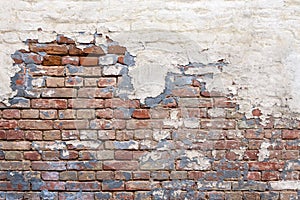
(0, 0, 299, 199)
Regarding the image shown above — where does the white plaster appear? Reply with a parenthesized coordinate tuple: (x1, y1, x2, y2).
(258, 141, 271, 161)
(270, 181, 300, 190)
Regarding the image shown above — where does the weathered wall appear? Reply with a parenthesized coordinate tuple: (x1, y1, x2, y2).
(0, 0, 300, 199)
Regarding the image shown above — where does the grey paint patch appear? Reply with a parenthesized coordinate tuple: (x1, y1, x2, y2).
(40, 190, 57, 200)
(103, 180, 123, 189)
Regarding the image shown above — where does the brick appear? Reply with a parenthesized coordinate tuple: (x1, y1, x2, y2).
(59, 171, 78, 181)
(95, 192, 112, 200)
(62, 56, 79, 65)
(215, 140, 241, 149)
(69, 45, 85, 55)
(2, 109, 20, 119)
(0, 120, 18, 129)
(31, 99, 67, 109)
(84, 78, 99, 87)
(65, 76, 83, 87)
(6, 130, 24, 140)
(68, 99, 104, 108)
(262, 171, 280, 181)
(98, 77, 117, 87)
(30, 44, 68, 55)
(40, 151, 59, 161)
(249, 162, 284, 171)
(66, 181, 101, 191)
(0, 161, 31, 170)
(126, 120, 162, 130)
(21, 109, 39, 119)
(57, 34, 75, 44)
(102, 180, 124, 191)
(105, 99, 140, 108)
(40, 110, 57, 119)
(23, 52, 43, 64)
(213, 97, 236, 108)
(83, 45, 105, 55)
(126, 181, 151, 191)
(0, 141, 31, 150)
(78, 171, 95, 181)
(247, 172, 261, 180)
(25, 131, 43, 140)
(42, 55, 62, 66)
(19, 120, 53, 130)
(132, 172, 150, 180)
(244, 150, 258, 160)
(67, 161, 102, 170)
(245, 129, 265, 139)
(280, 192, 298, 200)
(151, 171, 170, 180)
(0, 130, 5, 139)
(59, 110, 76, 119)
(132, 109, 150, 119)
(62, 130, 79, 140)
(232, 181, 267, 191)
(178, 98, 212, 108)
(4, 151, 23, 160)
(31, 161, 66, 171)
(80, 57, 98, 66)
(108, 45, 126, 55)
(252, 108, 262, 116)
(54, 120, 89, 130)
(115, 150, 133, 160)
(59, 192, 93, 200)
(170, 171, 188, 180)
(188, 171, 204, 180)
(43, 130, 61, 140)
(172, 87, 200, 97)
(96, 150, 114, 160)
(76, 109, 95, 119)
(24, 151, 41, 161)
(98, 130, 115, 140)
(60, 150, 78, 160)
(77, 88, 113, 98)
(96, 108, 113, 119)
(42, 88, 76, 98)
(282, 129, 299, 139)
(103, 161, 138, 170)
(114, 192, 134, 200)
(39, 181, 65, 191)
(96, 171, 114, 180)
(32, 66, 65, 76)
(46, 77, 64, 87)
(201, 120, 236, 129)
(150, 109, 169, 119)
(243, 192, 260, 200)
(224, 192, 242, 200)
(41, 172, 59, 181)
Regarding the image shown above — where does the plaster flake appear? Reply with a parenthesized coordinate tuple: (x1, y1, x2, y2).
(258, 142, 271, 162)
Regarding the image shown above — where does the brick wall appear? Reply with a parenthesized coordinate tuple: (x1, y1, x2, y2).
(0, 34, 299, 200)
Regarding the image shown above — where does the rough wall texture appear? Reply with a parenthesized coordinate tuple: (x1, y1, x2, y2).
(0, 0, 300, 199)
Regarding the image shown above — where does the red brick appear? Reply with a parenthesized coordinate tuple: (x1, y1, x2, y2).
(126, 120, 162, 130)
(132, 172, 150, 180)
(59, 192, 94, 200)
(244, 150, 258, 160)
(102, 180, 124, 191)
(31, 99, 67, 109)
(201, 120, 236, 129)
(96, 109, 113, 119)
(150, 109, 169, 119)
(30, 44, 68, 55)
(282, 130, 299, 139)
(69, 45, 85, 56)
(90, 119, 113, 130)
(115, 150, 133, 160)
(77, 88, 113, 98)
(24, 151, 41, 161)
(62, 56, 79, 65)
(54, 120, 89, 130)
(247, 172, 261, 180)
(41, 171, 59, 180)
(245, 129, 265, 139)
(21, 109, 39, 119)
(42, 55, 62, 66)
(213, 97, 236, 108)
(60, 150, 78, 160)
(172, 87, 200, 97)
(252, 108, 262, 116)
(200, 90, 224, 97)
(0, 120, 18, 129)
(62, 130, 79, 140)
(262, 171, 280, 181)
(132, 109, 150, 119)
(66, 181, 101, 191)
(105, 99, 140, 108)
(188, 171, 204, 180)
(68, 99, 104, 108)
(25, 131, 43, 140)
(108, 45, 126, 55)
(19, 120, 53, 130)
(96, 171, 114, 180)
(32, 66, 65, 76)
(114, 192, 134, 200)
(31, 161, 66, 171)
(40, 110, 58, 119)
(0, 161, 31, 170)
(46, 77, 65, 87)
(42, 88, 76, 98)
(2, 109, 20, 119)
(282, 150, 299, 160)
(98, 77, 117, 87)
(40, 181, 65, 191)
(126, 181, 151, 191)
(215, 140, 241, 149)
(103, 161, 138, 170)
(249, 162, 284, 171)
(57, 35, 75, 44)
(0, 141, 31, 150)
(80, 57, 98, 66)
(280, 192, 298, 200)
(0, 130, 6, 139)
(6, 130, 24, 140)
(67, 161, 102, 170)
(83, 45, 105, 55)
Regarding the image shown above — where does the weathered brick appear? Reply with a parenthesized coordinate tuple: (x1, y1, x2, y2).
(46, 77, 65, 87)
(80, 57, 98, 66)
(105, 99, 140, 108)
(132, 171, 150, 180)
(0, 141, 31, 150)
(172, 87, 200, 97)
(102, 180, 124, 191)
(41, 172, 59, 181)
(62, 56, 79, 65)
(282, 129, 299, 139)
(249, 162, 284, 171)
(59, 171, 78, 181)
(31, 99, 67, 109)
(42, 55, 62, 66)
(25, 131, 43, 140)
(103, 161, 138, 170)
(4, 151, 23, 160)
(57, 35, 75, 44)
(95, 192, 112, 200)
(96, 108, 113, 119)
(42, 88, 76, 98)
(19, 120, 53, 130)
(98, 77, 117, 87)
(68, 99, 104, 108)
(21, 109, 39, 119)
(65, 76, 83, 87)
(247, 172, 261, 180)
(66, 181, 101, 191)
(96, 171, 114, 180)
(77, 88, 113, 98)
(126, 181, 151, 191)
(261, 171, 280, 181)
(67, 161, 102, 170)
(69, 44, 85, 55)
(24, 151, 41, 161)
(83, 45, 105, 55)
(32, 66, 65, 76)
(54, 120, 89, 130)
(2, 109, 20, 119)
(40, 110, 57, 119)
(30, 44, 68, 55)
(108, 45, 126, 55)
(59, 192, 94, 200)
(115, 150, 133, 160)
(78, 171, 95, 181)
(0, 161, 31, 170)
(151, 171, 170, 180)
(170, 171, 188, 180)
(132, 109, 150, 119)
(43, 130, 61, 140)
(6, 130, 24, 140)
(113, 192, 134, 200)
(84, 77, 99, 87)
(62, 130, 79, 140)
(0, 120, 18, 129)
(31, 161, 66, 171)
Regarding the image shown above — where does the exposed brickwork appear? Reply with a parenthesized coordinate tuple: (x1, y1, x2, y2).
(0, 34, 299, 199)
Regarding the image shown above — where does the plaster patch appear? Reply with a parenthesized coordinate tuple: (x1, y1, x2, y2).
(258, 142, 271, 161)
